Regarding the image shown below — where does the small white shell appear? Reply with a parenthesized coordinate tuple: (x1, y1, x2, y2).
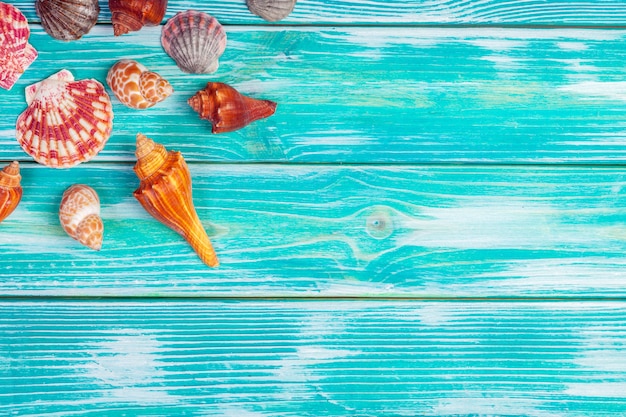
(59, 184, 103, 251)
(246, 0, 296, 21)
(161, 10, 226, 74)
(15, 69, 114, 168)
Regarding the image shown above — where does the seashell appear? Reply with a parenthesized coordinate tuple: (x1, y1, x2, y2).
(188, 82, 277, 133)
(161, 10, 226, 74)
(0, 2, 38, 90)
(16, 69, 114, 168)
(109, 0, 168, 36)
(59, 184, 103, 250)
(36, 0, 100, 41)
(133, 133, 219, 267)
(106, 59, 173, 109)
(0, 161, 23, 224)
(246, 0, 296, 22)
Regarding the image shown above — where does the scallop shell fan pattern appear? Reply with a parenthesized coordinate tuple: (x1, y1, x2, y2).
(0, 2, 38, 90)
(16, 69, 114, 168)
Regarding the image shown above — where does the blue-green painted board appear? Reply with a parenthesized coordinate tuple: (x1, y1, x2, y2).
(3, 26, 626, 164)
(3, 300, 626, 415)
(13, 0, 626, 25)
(3, 163, 626, 297)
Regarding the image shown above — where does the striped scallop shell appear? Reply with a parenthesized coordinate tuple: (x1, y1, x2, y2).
(106, 59, 173, 109)
(0, 2, 38, 90)
(246, 0, 296, 21)
(35, 0, 100, 41)
(161, 10, 226, 74)
(16, 69, 114, 168)
(59, 184, 103, 250)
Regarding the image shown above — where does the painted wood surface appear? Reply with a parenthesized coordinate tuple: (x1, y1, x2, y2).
(3, 300, 626, 416)
(14, 0, 626, 25)
(3, 26, 626, 164)
(2, 163, 626, 297)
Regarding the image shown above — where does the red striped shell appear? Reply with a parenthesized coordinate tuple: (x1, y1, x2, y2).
(16, 69, 114, 168)
(161, 10, 226, 74)
(0, 2, 38, 90)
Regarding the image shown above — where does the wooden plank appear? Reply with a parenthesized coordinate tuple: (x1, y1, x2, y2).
(13, 0, 626, 26)
(3, 163, 626, 297)
(3, 26, 626, 164)
(3, 299, 626, 415)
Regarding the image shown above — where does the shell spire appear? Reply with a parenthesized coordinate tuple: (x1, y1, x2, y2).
(0, 161, 23, 223)
(59, 184, 104, 250)
(188, 82, 277, 133)
(133, 133, 219, 267)
(106, 59, 173, 109)
(109, 0, 168, 36)
(0, 2, 38, 90)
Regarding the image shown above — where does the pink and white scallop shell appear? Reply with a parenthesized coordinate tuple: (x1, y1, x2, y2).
(0, 2, 38, 90)
(16, 69, 114, 168)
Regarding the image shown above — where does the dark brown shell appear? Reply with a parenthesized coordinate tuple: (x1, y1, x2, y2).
(36, 0, 100, 41)
(188, 82, 277, 133)
(109, 0, 168, 36)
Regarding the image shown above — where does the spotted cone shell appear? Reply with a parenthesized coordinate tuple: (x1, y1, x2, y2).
(36, 0, 100, 41)
(109, 0, 168, 36)
(247, 0, 296, 21)
(133, 133, 219, 267)
(16, 69, 114, 168)
(0, 161, 23, 224)
(0, 2, 38, 90)
(188, 82, 277, 133)
(59, 184, 103, 250)
(161, 10, 226, 74)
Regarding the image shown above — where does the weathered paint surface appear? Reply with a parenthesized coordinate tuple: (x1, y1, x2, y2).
(2, 0, 626, 415)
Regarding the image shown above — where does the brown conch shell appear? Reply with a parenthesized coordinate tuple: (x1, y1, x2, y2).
(188, 82, 277, 133)
(36, 0, 100, 41)
(59, 184, 104, 250)
(161, 10, 226, 74)
(16, 69, 114, 168)
(106, 59, 173, 109)
(133, 133, 219, 267)
(247, 0, 296, 22)
(0, 2, 38, 90)
(0, 161, 23, 223)
(109, 0, 168, 36)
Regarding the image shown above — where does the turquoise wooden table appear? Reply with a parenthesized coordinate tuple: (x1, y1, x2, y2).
(3, 0, 626, 415)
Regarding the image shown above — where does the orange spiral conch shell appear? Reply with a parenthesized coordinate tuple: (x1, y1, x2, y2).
(106, 60, 173, 109)
(188, 82, 277, 134)
(59, 184, 104, 251)
(0, 2, 38, 90)
(133, 133, 219, 267)
(0, 161, 23, 223)
(109, 0, 168, 36)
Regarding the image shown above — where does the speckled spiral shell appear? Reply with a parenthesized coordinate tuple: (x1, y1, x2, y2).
(16, 69, 114, 168)
(188, 82, 277, 133)
(36, 0, 100, 41)
(133, 133, 218, 267)
(0, 2, 38, 90)
(161, 10, 226, 74)
(109, 0, 168, 36)
(59, 184, 103, 250)
(0, 161, 23, 224)
(246, 0, 296, 21)
(106, 60, 173, 109)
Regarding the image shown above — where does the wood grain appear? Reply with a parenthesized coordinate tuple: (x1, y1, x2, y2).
(13, 0, 626, 25)
(2, 163, 626, 297)
(3, 26, 626, 164)
(3, 300, 626, 416)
